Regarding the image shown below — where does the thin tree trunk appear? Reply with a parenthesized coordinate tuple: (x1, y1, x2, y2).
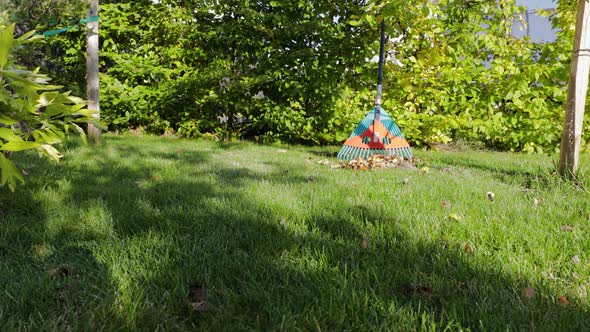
(87, 0, 100, 144)
(559, 0, 590, 178)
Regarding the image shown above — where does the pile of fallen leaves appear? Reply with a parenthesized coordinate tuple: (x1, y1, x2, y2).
(316, 154, 420, 170)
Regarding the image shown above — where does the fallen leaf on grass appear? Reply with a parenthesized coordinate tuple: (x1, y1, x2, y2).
(48, 266, 72, 278)
(462, 242, 475, 254)
(280, 218, 287, 226)
(304, 175, 316, 182)
(557, 295, 570, 306)
(21, 169, 28, 176)
(399, 284, 433, 299)
(440, 201, 452, 209)
(560, 225, 574, 232)
(419, 166, 430, 175)
(572, 255, 581, 265)
(361, 236, 369, 249)
(533, 198, 539, 208)
(448, 213, 464, 222)
(317, 155, 420, 171)
(54, 285, 68, 303)
(522, 287, 536, 300)
(441, 167, 452, 173)
(187, 283, 207, 313)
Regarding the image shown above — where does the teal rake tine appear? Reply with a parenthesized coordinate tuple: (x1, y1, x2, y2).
(337, 146, 347, 159)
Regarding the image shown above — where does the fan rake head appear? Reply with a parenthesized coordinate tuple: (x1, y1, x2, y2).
(337, 108, 412, 160)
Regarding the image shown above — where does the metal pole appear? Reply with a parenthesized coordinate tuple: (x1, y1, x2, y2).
(373, 19, 386, 144)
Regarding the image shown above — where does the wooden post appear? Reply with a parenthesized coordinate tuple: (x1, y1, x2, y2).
(86, 0, 100, 144)
(559, 0, 590, 177)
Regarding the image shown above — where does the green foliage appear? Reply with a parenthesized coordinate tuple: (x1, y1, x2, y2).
(5, 0, 588, 152)
(363, 0, 578, 152)
(94, 0, 373, 144)
(0, 0, 87, 79)
(0, 24, 95, 191)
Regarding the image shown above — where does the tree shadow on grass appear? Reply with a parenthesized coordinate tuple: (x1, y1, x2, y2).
(6, 138, 590, 330)
(424, 151, 567, 192)
(0, 180, 125, 330)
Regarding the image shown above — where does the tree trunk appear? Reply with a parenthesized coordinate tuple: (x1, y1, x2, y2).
(559, 0, 590, 178)
(86, 0, 100, 144)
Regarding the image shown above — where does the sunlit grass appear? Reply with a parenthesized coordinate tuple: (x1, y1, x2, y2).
(1, 134, 589, 331)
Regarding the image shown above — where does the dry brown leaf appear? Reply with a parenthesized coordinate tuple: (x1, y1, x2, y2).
(54, 285, 67, 302)
(462, 242, 475, 254)
(48, 266, 71, 278)
(400, 284, 433, 298)
(188, 283, 207, 313)
(361, 236, 369, 249)
(522, 287, 536, 300)
(318, 155, 418, 171)
(560, 225, 574, 232)
(557, 295, 570, 306)
(440, 201, 452, 209)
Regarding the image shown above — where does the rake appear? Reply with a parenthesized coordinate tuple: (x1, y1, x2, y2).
(337, 19, 413, 160)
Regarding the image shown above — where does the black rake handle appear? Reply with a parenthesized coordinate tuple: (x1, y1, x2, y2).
(377, 18, 385, 87)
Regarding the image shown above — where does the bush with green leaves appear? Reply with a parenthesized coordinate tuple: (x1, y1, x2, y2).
(365, 0, 587, 152)
(97, 0, 589, 151)
(94, 0, 373, 144)
(6, 0, 589, 152)
(0, 24, 96, 191)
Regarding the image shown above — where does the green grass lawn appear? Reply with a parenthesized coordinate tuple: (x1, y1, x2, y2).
(1, 134, 590, 331)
